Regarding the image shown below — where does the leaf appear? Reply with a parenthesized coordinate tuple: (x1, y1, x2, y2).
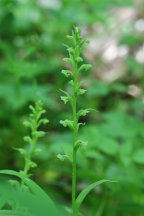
(75, 179, 112, 212)
(87, 80, 108, 98)
(133, 149, 144, 164)
(98, 137, 119, 156)
(0, 210, 29, 216)
(0, 170, 54, 207)
(59, 89, 70, 96)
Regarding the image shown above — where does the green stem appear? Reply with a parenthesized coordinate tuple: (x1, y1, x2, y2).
(72, 149, 77, 215)
(72, 63, 78, 216)
(23, 137, 36, 177)
(21, 137, 36, 189)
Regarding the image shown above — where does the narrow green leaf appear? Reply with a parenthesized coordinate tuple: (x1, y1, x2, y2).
(76, 179, 112, 212)
(0, 170, 54, 207)
(59, 89, 70, 97)
(0, 210, 30, 216)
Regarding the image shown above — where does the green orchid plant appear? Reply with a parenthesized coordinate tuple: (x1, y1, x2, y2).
(60, 27, 112, 216)
(0, 101, 55, 214)
(22, 100, 49, 178)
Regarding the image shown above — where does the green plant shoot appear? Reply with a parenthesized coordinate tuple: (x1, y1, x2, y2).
(60, 27, 92, 215)
(60, 27, 112, 216)
(20, 100, 49, 178)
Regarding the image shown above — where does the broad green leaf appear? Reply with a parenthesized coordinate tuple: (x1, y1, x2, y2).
(75, 179, 112, 212)
(0, 170, 54, 207)
(87, 80, 108, 98)
(98, 137, 119, 156)
(133, 149, 144, 164)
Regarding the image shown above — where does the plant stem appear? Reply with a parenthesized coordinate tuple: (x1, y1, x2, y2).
(61, 27, 91, 215)
(23, 137, 36, 177)
(72, 63, 78, 216)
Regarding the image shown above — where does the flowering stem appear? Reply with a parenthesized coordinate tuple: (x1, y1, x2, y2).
(20, 101, 49, 187)
(72, 63, 78, 215)
(60, 27, 91, 216)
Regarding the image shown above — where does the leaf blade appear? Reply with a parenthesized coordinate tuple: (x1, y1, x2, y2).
(76, 179, 112, 211)
(0, 170, 54, 207)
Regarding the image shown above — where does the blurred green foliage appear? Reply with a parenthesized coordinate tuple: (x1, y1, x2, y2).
(0, 0, 144, 215)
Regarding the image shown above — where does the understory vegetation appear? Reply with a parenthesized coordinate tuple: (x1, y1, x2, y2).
(0, 0, 144, 216)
